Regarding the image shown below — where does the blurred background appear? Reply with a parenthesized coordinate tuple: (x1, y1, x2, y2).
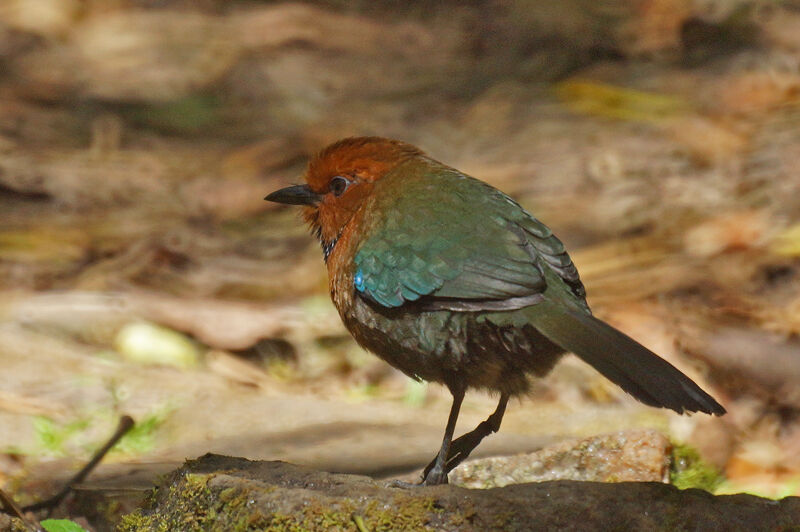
(1, 0, 800, 521)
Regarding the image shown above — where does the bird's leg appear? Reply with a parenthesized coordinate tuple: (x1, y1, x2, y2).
(421, 385, 465, 486)
(423, 393, 509, 479)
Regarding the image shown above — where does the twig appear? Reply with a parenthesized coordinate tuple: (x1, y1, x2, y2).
(23, 415, 135, 515)
(0, 487, 43, 531)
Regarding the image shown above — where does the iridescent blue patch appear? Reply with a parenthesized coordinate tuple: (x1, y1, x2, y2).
(354, 269, 365, 292)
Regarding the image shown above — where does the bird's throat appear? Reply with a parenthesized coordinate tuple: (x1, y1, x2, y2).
(311, 225, 340, 263)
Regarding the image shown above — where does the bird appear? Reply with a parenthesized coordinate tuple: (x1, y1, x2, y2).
(265, 136, 725, 486)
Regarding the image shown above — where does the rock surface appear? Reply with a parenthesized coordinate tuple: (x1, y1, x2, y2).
(118, 454, 800, 531)
(450, 429, 671, 489)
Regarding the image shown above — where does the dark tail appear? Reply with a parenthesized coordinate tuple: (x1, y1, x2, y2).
(527, 300, 725, 415)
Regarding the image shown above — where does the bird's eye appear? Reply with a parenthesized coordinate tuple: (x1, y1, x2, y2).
(330, 176, 351, 197)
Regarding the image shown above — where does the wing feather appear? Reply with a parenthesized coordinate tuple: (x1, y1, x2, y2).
(353, 167, 585, 310)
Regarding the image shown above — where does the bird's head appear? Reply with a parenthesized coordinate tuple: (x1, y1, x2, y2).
(265, 137, 423, 252)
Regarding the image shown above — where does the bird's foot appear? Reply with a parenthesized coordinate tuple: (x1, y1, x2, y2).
(384, 468, 449, 488)
(421, 465, 449, 486)
(422, 429, 483, 479)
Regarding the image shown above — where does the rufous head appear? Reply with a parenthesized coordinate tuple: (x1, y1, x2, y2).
(265, 137, 423, 251)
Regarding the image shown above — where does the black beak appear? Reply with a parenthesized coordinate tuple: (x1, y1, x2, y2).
(264, 184, 321, 206)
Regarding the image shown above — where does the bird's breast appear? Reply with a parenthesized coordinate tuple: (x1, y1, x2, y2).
(325, 202, 372, 316)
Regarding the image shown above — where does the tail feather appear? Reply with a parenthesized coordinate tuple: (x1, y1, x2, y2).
(527, 300, 725, 416)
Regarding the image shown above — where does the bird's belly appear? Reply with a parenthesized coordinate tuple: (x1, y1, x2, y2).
(342, 299, 566, 395)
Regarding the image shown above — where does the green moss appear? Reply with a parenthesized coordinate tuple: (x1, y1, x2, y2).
(361, 495, 439, 530)
(352, 514, 369, 532)
(118, 471, 218, 531)
(670, 444, 724, 492)
(117, 510, 158, 532)
(118, 462, 445, 532)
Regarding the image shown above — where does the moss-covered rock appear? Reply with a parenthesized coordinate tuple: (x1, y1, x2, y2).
(118, 454, 800, 531)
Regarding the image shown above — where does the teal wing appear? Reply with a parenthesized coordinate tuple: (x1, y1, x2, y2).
(353, 168, 585, 310)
